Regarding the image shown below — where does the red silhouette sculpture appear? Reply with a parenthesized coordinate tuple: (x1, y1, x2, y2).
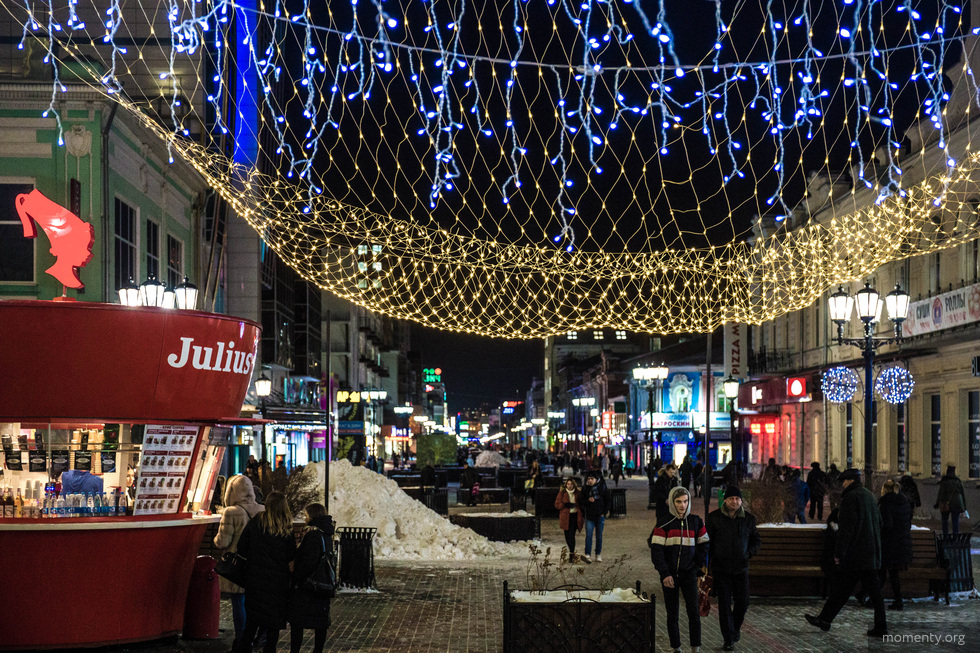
(16, 189, 95, 289)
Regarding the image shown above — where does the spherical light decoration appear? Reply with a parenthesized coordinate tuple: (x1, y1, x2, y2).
(822, 366, 859, 404)
(874, 366, 915, 405)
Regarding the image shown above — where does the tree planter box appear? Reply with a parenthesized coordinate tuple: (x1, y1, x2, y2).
(502, 582, 654, 653)
(450, 513, 540, 541)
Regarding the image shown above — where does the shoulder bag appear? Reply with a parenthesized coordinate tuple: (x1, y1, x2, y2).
(300, 527, 338, 598)
(214, 510, 250, 587)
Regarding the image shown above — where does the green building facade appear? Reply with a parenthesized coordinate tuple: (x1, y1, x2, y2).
(0, 86, 207, 303)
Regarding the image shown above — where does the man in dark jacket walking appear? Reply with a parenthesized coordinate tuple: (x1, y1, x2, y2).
(460, 463, 479, 506)
(706, 486, 762, 651)
(654, 463, 680, 516)
(807, 462, 827, 521)
(581, 470, 611, 562)
(805, 468, 887, 637)
(878, 480, 912, 610)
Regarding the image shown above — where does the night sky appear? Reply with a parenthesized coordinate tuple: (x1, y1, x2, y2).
(411, 324, 542, 413)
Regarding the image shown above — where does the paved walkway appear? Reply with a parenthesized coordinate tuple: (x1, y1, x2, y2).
(122, 476, 978, 653)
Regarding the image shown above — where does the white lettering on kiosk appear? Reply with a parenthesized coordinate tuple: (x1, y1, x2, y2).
(167, 337, 255, 375)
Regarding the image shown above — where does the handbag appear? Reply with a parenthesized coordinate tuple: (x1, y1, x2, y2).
(524, 478, 535, 490)
(697, 571, 712, 617)
(300, 528, 337, 598)
(214, 551, 247, 587)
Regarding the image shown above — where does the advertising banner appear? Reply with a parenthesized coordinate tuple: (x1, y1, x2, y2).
(904, 282, 980, 337)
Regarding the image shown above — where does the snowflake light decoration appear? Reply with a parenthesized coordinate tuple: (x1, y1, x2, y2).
(822, 366, 859, 404)
(874, 366, 915, 405)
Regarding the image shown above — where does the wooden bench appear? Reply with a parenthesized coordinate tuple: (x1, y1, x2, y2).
(748, 526, 826, 597)
(456, 486, 511, 504)
(747, 526, 948, 601)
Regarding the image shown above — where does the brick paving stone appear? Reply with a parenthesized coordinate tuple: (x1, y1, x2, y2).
(113, 477, 978, 653)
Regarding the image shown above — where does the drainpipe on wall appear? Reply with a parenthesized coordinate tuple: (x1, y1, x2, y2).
(100, 101, 118, 302)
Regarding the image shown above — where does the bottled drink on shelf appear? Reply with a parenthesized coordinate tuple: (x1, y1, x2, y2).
(14, 488, 23, 518)
(3, 488, 13, 518)
(55, 495, 65, 517)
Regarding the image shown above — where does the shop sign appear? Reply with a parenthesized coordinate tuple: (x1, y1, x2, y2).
(692, 412, 732, 430)
(0, 301, 260, 421)
(649, 413, 692, 428)
(746, 416, 779, 437)
(738, 375, 813, 407)
(601, 411, 615, 430)
(905, 282, 980, 337)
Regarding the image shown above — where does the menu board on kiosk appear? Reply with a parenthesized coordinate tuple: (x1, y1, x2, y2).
(133, 425, 199, 515)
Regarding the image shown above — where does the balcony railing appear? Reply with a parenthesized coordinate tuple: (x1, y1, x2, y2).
(748, 348, 794, 375)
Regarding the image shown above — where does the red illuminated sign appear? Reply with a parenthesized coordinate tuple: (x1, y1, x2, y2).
(502, 401, 523, 408)
(601, 411, 615, 430)
(786, 377, 807, 398)
(747, 416, 779, 437)
(16, 189, 95, 289)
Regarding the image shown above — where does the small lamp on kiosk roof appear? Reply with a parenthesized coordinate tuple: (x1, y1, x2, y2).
(118, 278, 140, 307)
(139, 275, 166, 307)
(175, 276, 199, 310)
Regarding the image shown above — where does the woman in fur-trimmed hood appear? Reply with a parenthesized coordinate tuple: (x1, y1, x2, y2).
(214, 474, 265, 644)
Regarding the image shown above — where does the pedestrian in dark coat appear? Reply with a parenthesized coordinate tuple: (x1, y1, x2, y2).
(680, 455, 694, 490)
(288, 503, 334, 653)
(935, 465, 967, 536)
(460, 463, 479, 506)
(807, 462, 827, 521)
(611, 457, 624, 486)
(805, 469, 886, 637)
(878, 481, 912, 610)
(234, 491, 297, 653)
(786, 470, 810, 523)
(650, 486, 709, 652)
(581, 471, 611, 562)
(654, 464, 680, 516)
(899, 475, 921, 510)
(706, 485, 762, 650)
(555, 478, 584, 559)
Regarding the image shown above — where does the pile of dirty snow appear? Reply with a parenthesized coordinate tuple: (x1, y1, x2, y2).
(475, 450, 511, 468)
(306, 460, 532, 560)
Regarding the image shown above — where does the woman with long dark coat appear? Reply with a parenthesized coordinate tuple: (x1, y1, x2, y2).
(289, 503, 334, 653)
(878, 480, 913, 610)
(233, 491, 296, 653)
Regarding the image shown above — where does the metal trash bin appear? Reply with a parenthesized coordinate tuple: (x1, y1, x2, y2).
(421, 489, 449, 515)
(182, 555, 220, 640)
(337, 526, 377, 590)
(936, 533, 976, 593)
(609, 488, 627, 517)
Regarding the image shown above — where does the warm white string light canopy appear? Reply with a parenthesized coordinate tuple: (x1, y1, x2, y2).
(7, 1, 980, 337)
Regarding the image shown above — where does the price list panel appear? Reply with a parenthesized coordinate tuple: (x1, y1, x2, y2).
(133, 425, 199, 515)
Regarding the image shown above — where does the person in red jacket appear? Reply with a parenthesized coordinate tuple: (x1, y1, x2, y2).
(555, 478, 585, 562)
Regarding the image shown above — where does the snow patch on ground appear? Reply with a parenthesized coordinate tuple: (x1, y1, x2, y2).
(307, 460, 532, 561)
(475, 450, 511, 468)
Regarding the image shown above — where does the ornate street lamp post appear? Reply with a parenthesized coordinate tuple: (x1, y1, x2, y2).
(723, 375, 740, 473)
(828, 282, 909, 476)
(255, 373, 272, 461)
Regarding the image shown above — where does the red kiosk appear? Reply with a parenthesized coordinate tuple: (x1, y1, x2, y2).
(0, 299, 261, 649)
